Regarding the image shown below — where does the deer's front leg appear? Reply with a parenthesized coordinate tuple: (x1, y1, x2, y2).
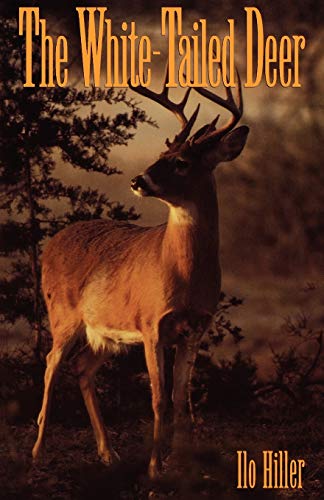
(144, 339, 166, 479)
(172, 336, 200, 451)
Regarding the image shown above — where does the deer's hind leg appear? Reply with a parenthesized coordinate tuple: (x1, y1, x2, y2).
(73, 346, 120, 465)
(32, 318, 78, 461)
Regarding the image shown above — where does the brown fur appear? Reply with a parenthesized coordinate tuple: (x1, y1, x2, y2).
(42, 175, 221, 349)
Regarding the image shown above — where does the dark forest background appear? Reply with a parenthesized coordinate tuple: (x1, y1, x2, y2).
(0, 1, 323, 498)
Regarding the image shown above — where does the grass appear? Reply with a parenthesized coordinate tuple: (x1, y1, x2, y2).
(0, 411, 323, 499)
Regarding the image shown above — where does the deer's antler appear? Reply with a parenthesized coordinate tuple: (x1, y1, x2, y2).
(191, 65, 243, 147)
(130, 62, 244, 152)
(129, 64, 200, 150)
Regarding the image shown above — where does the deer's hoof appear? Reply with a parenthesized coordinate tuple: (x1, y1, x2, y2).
(32, 445, 44, 464)
(148, 460, 162, 480)
(99, 448, 120, 466)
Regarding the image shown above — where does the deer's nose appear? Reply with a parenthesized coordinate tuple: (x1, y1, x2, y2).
(131, 175, 147, 191)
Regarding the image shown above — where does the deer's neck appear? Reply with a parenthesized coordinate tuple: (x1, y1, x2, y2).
(162, 177, 219, 280)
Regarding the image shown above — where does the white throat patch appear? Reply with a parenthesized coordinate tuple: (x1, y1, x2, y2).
(169, 203, 198, 226)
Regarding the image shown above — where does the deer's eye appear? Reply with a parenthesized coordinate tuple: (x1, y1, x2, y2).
(173, 158, 189, 175)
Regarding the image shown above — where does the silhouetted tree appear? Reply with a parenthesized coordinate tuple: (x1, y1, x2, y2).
(0, 17, 153, 358)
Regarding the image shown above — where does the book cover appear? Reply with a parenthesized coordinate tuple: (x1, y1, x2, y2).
(0, 1, 323, 498)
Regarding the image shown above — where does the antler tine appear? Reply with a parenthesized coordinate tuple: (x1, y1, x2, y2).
(129, 62, 200, 149)
(129, 63, 188, 127)
(193, 64, 243, 145)
(161, 63, 170, 98)
(237, 69, 243, 111)
(167, 103, 200, 148)
(160, 64, 192, 114)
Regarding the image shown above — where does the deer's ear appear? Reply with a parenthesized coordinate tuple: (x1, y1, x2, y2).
(217, 126, 249, 162)
(204, 126, 249, 166)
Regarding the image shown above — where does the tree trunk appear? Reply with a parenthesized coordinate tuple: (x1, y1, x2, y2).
(25, 160, 42, 360)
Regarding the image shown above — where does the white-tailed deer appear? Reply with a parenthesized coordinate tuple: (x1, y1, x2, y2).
(32, 65, 249, 478)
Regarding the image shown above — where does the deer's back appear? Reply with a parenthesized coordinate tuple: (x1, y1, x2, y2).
(42, 218, 164, 293)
